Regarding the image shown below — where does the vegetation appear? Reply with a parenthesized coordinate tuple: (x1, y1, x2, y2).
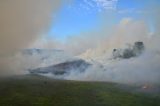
(0, 75, 159, 106)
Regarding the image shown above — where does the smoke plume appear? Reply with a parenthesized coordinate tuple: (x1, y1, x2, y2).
(0, 0, 63, 76)
(0, 0, 62, 54)
(26, 18, 160, 85)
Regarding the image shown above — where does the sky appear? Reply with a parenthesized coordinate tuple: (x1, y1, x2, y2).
(47, 0, 159, 41)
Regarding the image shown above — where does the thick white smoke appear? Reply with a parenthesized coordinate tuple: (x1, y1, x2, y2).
(28, 18, 160, 85)
(64, 18, 160, 84)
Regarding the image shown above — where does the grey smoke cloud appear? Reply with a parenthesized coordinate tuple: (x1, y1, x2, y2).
(0, 0, 62, 55)
(0, 0, 63, 76)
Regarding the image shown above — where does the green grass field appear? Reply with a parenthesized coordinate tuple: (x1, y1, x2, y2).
(0, 75, 159, 106)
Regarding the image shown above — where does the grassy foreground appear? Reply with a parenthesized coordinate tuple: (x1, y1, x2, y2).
(0, 75, 159, 106)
